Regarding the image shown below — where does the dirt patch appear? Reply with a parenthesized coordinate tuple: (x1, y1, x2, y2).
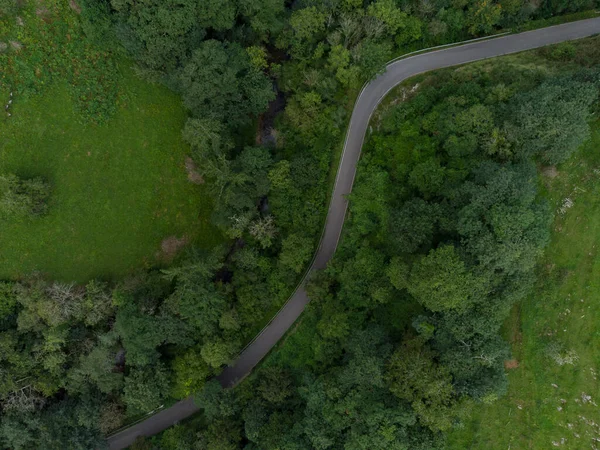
(158, 236, 190, 262)
(504, 359, 520, 370)
(184, 157, 204, 185)
(35, 6, 50, 21)
(542, 166, 559, 179)
(35, 0, 53, 22)
(69, 0, 81, 14)
(9, 41, 22, 52)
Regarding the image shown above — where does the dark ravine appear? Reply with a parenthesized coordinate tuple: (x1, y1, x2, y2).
(107, 17, 600, 450)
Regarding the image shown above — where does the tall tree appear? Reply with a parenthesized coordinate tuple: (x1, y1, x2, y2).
(179, 40, 274, 127)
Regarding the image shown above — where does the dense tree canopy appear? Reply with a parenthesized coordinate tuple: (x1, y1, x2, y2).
(179, 40, 275, 127)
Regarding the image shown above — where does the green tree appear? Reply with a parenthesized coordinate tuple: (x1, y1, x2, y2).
(386, 257, 410, 290)
(182, 118, 234, 166)
(257, 366, 293, 405)
(408, 158, 446, 198)
(408, 245, 485, 312)
(196, 380, 238, 421)
(179, 40, 274, 127)
(347, 163, 390, 239)
(506, 76, 598, 164)
(112, 0, 201, 73)
(289, 6, 327, 42)
(163, 252, 228, 338)
(328, 44, 361, 87)
(197, 0, 236, 31)
(279, 233, 314, 273)
(367, 0, 405, 32)
(68, 345, 124, 394)
(353, 39, 392, 80)
(239, 0, 286, 41)
(386, 336, 464, 432)
(338, 245, 391, 308)
(171, 346, 211, 398)
(114, 303, 165, 366)
(201, 339, 237, 368)
(388, 198, 440, 254)
(123, 363, 170, 416)
(466, 0, 502, 35)
(456, 161, 549, 277)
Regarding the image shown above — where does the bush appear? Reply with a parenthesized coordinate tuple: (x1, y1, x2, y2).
(0, 174, 51, 219)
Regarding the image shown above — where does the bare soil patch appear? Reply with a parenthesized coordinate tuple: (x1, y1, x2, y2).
(35, 6, 50, 21)
(542, 166, 559, 179)
(504, 359, 520, 370)
(158, 236, 190, 262)
(69, 0, 81, 14)
(9, 41, 22, 52)
(184, 157, 204, 185)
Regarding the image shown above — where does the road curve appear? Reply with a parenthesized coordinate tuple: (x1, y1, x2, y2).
(107, 17, 600, 449)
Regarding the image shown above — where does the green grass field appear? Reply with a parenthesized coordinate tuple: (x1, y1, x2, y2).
(447, 122, 600, 449)
(0, 65, 221, 282)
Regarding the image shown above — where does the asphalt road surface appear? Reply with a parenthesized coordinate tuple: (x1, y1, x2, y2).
(108, 17, 600, 450)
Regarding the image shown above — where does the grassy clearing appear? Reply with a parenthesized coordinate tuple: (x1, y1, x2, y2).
(0, 0, 222, 282)
(447, 122, 600, 449)
(0, 63, 222, 283)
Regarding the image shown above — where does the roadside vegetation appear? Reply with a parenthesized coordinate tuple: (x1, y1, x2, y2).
(1, 0, 600, 448)
(143, 35, 600, 450)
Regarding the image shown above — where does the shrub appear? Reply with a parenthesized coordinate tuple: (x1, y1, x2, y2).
(0, 174, 51, 219)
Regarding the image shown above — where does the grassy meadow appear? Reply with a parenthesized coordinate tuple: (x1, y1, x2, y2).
(0, 1, 221, 282)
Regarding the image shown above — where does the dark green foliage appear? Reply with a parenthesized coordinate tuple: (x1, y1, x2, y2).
(386, 336, 465, 432)
(354, 40, 393, 80)
(179, 40, 275, 127)
(196, 380, 239, 421)
(388, 199, 440, 254)
(197, 0, 236, 31)
(123, 364, 171, 416)
(505, 75, 598, 163)
(0, 281, 17, 319)
(279, 233, 314, 274)
(110, 0, 202, 74)
(454, 161, 550, 278)
(337, 244, 391, 308)
(256, 366, 293, 405)
(68, 344, 124, 395)
(238, 0, 286, 41)
(163, 252, 228, 338)
(0, 398, 107, 450)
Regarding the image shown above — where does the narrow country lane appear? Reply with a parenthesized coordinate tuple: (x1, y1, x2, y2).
(108, 17, 600, 449)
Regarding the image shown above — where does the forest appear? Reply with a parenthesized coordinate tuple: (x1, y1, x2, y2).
(1, 0, 600, 449)
(142, 39, 600, 449)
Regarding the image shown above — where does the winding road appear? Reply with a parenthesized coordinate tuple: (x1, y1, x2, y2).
(107, 17, 600, 449)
